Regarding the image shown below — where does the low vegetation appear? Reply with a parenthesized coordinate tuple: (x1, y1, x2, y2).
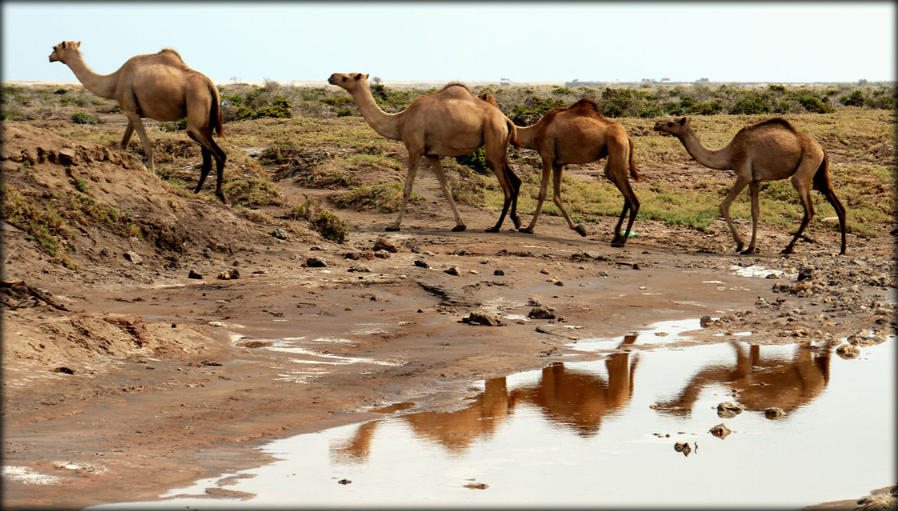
(2, 81, 893, 260)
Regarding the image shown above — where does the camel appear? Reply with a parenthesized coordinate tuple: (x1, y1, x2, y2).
(328, 73, 521, 232)
(654, 116, 847, 255)
(49, 41, 227, 202)
(491, 97, 641, 246)
(652, 341, 831, 417)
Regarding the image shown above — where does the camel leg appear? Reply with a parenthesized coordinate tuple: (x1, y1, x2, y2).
(125, 112, 155, 175)
(719, 175, 750, 252)
(388, 152, 422, 231)
(742, 181, 761, 254)
(551, 163, 586, 236)
(783, 174, 815, 254)
(121, 120, 134, 149)
(428, 156, 466, 232)
(506, 164, 522, 230)
(484, 126, 518, 232)
(520, 156, 553, 234)
(816, 178, 848, 255)
(608, 163, 640, 247)
(186, 128, 228, 203)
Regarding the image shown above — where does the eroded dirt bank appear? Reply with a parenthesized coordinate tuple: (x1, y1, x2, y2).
(2, 123, 895, 509)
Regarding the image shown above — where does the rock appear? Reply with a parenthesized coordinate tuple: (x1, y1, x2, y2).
(836, 343, 861, 359)
(709, 423, 732, 439)
(347, 264, 371, 273)
(848, 330, 885, 346)
(700, 315, 713, 328)
(797, 267, 814, 281)
(99, 248, 110, 257)
(337, 479, 351, 485)
(123, 251, 142, 265)
(217, 268, 240, 280)
(553, 280, 564, 287)
(717, 401, 744, 418)
(493, 269, 505, 276)
(461, 311, 505, 326)
(444, 266, 460, 276)
(304, 257, 327, 268)
(464, 483, 489, 490)
(414, 259, 429, 269)
(528, 306, 556, 320)
(271, 228, 289, 240)
(53, 366, 75, 375)
(764, 407, 786, 420)
(674, 442, 692, 456)
(373, 238, 398, 253)
(188, 270, 203, 279)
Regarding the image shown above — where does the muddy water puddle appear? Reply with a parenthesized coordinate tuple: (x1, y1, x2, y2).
(96, 322, 895, 509)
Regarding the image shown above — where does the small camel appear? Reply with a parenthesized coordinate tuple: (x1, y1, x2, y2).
(492, 97, 641, 246)
(49, 41, 227, 202)
(654, 117, 846, 255)
(328, 73, 521, 232)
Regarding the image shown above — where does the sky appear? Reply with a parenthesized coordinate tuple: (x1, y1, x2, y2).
(2, 2, 895, 84)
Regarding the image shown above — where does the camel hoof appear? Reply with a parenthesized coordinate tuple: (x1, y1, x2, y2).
(511, 216, 522, 230)
(484, 227, 499, 233)
(385, 226, 400, 232)
(451, 224, 467, 232)
(574, 224, 588, 237)
(780, 247, 794, 255)
(741, 247, 758, 255)
(611, 239, 626, 248)
(519, 227, 534, 234)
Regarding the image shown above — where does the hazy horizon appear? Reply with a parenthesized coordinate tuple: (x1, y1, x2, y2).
(3, 3, 894, 84)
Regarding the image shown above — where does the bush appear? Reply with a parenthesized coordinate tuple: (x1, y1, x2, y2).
(287, 200, 349, 243)
(728, 92, 774, 115)
(71, 112, 98, 124)
(455, 147, 490, 175)
(840, 90, 865, 107)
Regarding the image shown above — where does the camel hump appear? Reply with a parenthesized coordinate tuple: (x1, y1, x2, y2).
(159, 48, 184, 61)
(567, 98, 603, 116)
(751, 117, 796, 133)
(437, 82, 473, 96)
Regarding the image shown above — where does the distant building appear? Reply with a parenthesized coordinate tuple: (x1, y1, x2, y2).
(695, 77, 710, 84)
(500, 77, 512, 86)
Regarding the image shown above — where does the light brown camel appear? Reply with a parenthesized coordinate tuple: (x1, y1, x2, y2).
(652, 341, 831, 417)
(654, 117, 847, 255)
(328, 73, 521, 232)
(500, 98, 642, 247)
(49, 41, 227, 202)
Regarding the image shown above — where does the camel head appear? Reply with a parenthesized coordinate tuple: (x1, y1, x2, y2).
(653, 117, 691, 136)
(327, 72, 369, 93)
(49, 41, 81, 63)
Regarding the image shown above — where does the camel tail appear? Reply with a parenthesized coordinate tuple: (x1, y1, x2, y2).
(813, 150, 848, 255)
(506, 118, 520, 149)
(208, 81, 224, 138)
(627, 135, 641, 181)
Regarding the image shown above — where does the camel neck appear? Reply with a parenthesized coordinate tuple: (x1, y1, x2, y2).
(64, 53, 119, 99)
(513, 123, 539, 149)
(676, 127, 732, 170)
(348, 86, 402, 140)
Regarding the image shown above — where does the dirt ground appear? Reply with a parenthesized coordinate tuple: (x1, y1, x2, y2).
(2, 122, 895, 509)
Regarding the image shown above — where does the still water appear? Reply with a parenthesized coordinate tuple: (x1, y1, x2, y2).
(96, 322, 895, 509)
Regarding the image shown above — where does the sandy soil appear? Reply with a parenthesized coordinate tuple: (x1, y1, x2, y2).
(2, 123, 894, 509)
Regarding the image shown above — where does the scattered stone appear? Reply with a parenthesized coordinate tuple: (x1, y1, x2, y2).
(540, 268, 550, 275)
(464, 483, 489, 490)
(527, 297, 542, 307)
(709, 423, 732, 439)
(444, 266, 460, 276)
(700, 315, 713, 328)
(797, 267, 814, 281)
(493, 269, 504, 276)
(188, 270, 203, 280)
(674, 442, 692, 456)
(373, 238, 398, 253)
(53, 366, 75, 375)
(99, 248, 110, 257)
(414, 260, 429, 269)
(304, 257, 327, 268)
(764, 407, 786, 420)
(337, 479, 351, 485)
(553, 280, 564, 287)
(237, 341, 272, 349)
(461, 311, 505, 326)
(836, 343, 861, 359)
(347, 264, 371, 273)
(271, 228, 289, 240)
(717, 401, 744, 418)
(848, 330, 886, 347)
(374, 252, 390, 259)
(528, 306, 556, 320)
(123, 251, 142, 265)
(217, 268, 240, 280)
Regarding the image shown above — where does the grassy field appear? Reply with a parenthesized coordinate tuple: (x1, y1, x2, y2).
(2, 81, 894, 248)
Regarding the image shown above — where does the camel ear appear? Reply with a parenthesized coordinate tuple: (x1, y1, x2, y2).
(677, 117, 687, 125)
(75, 41, 81, 48)
(61, 41, 68, 49)
(353, 73, 362, 80)
(363, 74, 369, 80)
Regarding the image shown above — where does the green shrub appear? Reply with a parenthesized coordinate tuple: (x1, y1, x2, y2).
(728, 92, 774, 115)
(840, 90, 866, 107)
(455, 147, 490, 175)
(287, 200, 349, 243)
(71, 112, 98, 124)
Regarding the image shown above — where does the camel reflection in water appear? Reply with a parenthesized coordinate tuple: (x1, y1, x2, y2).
(331, 335, 639, 462)
(652, 341, 832, 417)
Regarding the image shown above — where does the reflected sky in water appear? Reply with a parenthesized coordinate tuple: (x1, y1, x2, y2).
(95, 328, 895, 509)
